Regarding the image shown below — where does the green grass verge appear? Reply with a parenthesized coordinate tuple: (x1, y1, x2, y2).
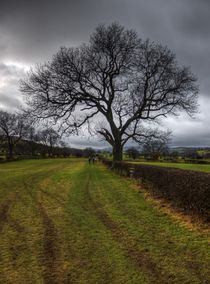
(0, 159, 209, 283)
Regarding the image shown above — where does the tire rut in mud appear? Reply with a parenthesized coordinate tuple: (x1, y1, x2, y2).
(0, 193, 16, 232)
(23, 180, 66, 283)
(0, 201, 11, 231)
(85, 179, 172, 284)
(38, 203, 64, 284)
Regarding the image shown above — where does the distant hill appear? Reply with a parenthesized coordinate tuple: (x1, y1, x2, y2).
(171, 146, 210, 153)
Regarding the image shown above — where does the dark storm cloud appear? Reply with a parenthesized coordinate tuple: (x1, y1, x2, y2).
(1, 0, 210, 79)
(170, 0, 210, 95)
(0, 0, 127, 64)
(176, 0, 210, 38)
(0, 0, 210, 146)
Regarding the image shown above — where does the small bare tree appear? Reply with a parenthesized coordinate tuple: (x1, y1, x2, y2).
(39, 128, 60, 157)
(126, 147, 140, 160)
(0, 110, 28, 159)
(24, 126, 41, 157)
(21, 23, 198, 161)
(142, 131, 171, 160)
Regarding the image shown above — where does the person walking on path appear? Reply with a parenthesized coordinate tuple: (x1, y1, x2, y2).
(88, 156, 92, 164)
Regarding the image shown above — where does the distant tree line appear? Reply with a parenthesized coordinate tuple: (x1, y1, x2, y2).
(1, 109, 207, 163)
(125, 143, 210, 162)
(0, 110, 98, 161)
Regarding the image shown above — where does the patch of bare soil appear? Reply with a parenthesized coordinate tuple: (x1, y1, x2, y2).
(40, 189, 65, 206)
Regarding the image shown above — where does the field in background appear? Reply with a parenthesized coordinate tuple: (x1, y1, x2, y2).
(131, 160, 210, 173)
(0, 159, 209, 283)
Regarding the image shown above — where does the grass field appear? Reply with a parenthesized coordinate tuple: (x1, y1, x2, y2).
(131, 161, 210, 173)
(0, 159, 209, 283)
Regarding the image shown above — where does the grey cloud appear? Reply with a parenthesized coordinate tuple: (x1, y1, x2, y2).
(0, 63, 23, 76)
(0, 63, 26, 110)
(0, 93, 21, 110)
(164, 96, 210, 147)
(0, 0, 210, 146)
(175, 0, 210, 38)
(66, 136, 108, 149)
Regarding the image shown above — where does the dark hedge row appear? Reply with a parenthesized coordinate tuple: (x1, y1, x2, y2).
(184, 159, 210, 164)
(102, 160, 210, 221)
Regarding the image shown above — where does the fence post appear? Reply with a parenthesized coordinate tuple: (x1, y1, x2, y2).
(129, 167, 135, 178)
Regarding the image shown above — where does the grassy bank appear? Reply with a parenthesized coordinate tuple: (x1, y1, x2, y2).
(0, 159, 209, 283)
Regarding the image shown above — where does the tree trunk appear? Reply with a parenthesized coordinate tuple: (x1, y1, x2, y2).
(8, 143, 14, 160)
(113, 141, 123, 161)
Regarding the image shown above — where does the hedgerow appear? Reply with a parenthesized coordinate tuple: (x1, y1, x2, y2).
(102, 160, 210, 221)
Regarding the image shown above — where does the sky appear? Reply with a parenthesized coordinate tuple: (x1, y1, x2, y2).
(0, 0, 210, 148)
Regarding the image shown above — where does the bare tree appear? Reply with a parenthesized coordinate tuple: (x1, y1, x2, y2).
(39, 128, 60, 157)
(21, 23, 198, 161)
(24, 126, 41, 157)
(126, 147, 140, 160)
(142, 131, 171, 160)
(0, 111, 28, 159)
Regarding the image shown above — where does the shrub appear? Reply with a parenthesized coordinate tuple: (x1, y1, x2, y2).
(102, 160, 210, 221)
